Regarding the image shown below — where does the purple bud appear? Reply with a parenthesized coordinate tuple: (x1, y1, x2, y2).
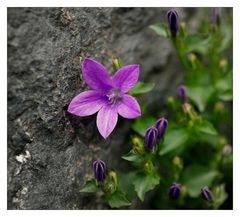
(155, 118, 168, 140)
(169, 183, 182, 200)
(93, 159, 106, 182)
(145, 127, 158, 150)
(211, 8, 221, 26)
(167, 9, 179, 37)
(201, 186, 213, 202)
(178, 85, 187, 103)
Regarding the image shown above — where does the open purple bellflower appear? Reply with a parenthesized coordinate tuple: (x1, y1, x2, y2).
(68, 58, 141, 139)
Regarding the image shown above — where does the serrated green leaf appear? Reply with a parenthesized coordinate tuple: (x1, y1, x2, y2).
(129, 82, 155, 95)
(198, 120, 218, 136)
(159, 129, 189, 155)
(79, 180, 98, 193)
(122, 150, 145, 163)
(107, 191, 131, 208)
(133, 172, 160, 201)
(187, 86, 214, 112)
(181, 165, 219, 197)
(132, 116, 156, 136)
(149, 23, 169, 38)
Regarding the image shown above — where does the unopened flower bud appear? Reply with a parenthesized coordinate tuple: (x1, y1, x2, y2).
(167, 9, 179, 37)
(169, 183, 182, 200)
(214, 102, 225, 114)
(186, 52, 197, 63)
(223, 144, 232, 156)
(93, 159, 106, 182)
(201, 186, 213, 202)
(155, 118, 168, 140)
(179, 22, 186, 37)
(178, 85, 187, 103)
(112, 58, 123, 71)
(108, 171, 118, 186)
(182, 102, 191, 114)
(219, 59, 228, 71)
(145, 127, 158, 150)
(211, 8, 221, 26)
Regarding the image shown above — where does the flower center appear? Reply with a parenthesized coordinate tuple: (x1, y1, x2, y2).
(106, 88, 122, 105)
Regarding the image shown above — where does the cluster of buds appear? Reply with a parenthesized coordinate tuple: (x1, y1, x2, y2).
(145, 118, 168, 150)
(169, 184, 214, 202)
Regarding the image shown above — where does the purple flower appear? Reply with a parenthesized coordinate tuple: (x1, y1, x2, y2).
(155, 118, 168, 140)
(178, 85, 187, 103)
(201, 186, 213, 202)
(145, 127, 158, 150)
(93, 159, 106, 182)
(169, 183, 182, 200)
(167, 9, 179, 37)
(68, 58, 141, 139)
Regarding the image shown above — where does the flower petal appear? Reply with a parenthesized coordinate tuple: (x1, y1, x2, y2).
(68, 90, 105, 116)
(83, 58, 113, 93)
(97, 105, 118, 139)
(117, 94, 141, 119)
(112, 64, 140, 93)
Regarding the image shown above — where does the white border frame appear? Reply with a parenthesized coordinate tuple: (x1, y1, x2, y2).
(1, 0, 239, 216)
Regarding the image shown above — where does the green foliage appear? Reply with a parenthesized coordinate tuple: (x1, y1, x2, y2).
(107, 191, 131, 208)
(181, 165, 219, 197)
(84, 8, 232, 210)
(197, 120, 218, 136)
(80, 180, 98, 193)
(187, 86, 214, 112)
(122, 150, 145, 163)
(132, 116, 156, 136)
(129, 82, 155, 95)
(159, 128, 189, 155)
(149, 23, 169, 38)
(184, 33, 211, 54)
(133, 172, 160, 201)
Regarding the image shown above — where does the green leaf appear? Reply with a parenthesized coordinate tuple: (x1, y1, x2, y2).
(80, 180, 98, 193)
(107, 191, 131, 208)
(159, 129, 189, 155)
(181, 165, 219, 197)
(129, 82, 155, 95)
(118, 172, 137, 200)
(185, 33, 211, 54)
(218, 90, 233, 101)
(132, 116, 156, 136)
(216, 75, 232, 92)
(149, 23, 169, 38)
(133, 172, 160, 201)
(187, 86, 214, 112)
(197, 120, 218, 136)
(122, 150, 145, 163)
(216, 73, 233, 101)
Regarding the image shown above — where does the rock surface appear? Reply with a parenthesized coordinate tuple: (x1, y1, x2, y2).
(7, 7, 197, 209)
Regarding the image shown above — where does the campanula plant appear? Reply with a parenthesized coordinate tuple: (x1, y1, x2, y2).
(79, 8, 232, 209)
